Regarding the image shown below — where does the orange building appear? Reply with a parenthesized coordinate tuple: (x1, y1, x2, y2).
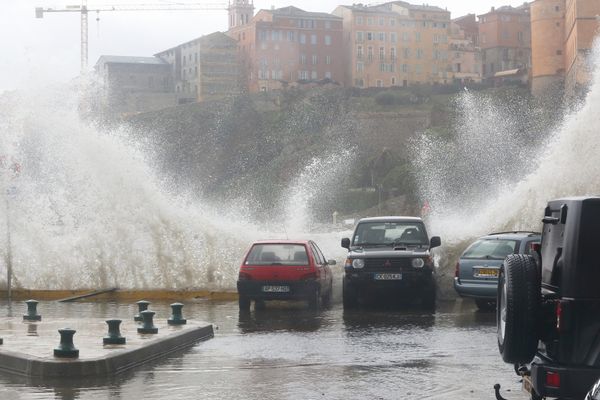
(478, 5, 531, 79)
(227, 3, 344, 92)
(333, 1, 452, 88)
(530, 0, 600, 99)
(530, 0, 565, 97)
(564, 0, 600, 98)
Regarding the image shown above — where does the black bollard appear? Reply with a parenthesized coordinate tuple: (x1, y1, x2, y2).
(134, 300, 150, 322)
(168, 303, 187, 325)
(137, 310, 158, 334)
(103, 319, 126, 345)
(0, 338, 3, 345)
(23, 299, 42, 321)
(54, 328, 79, 358)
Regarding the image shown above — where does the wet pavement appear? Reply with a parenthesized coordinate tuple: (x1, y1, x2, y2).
(0, 299, 527, 400)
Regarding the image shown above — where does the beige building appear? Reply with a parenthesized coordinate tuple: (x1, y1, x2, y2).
(449, 19, 483, 83)
(531, 0, 600, 99)
(333, 1, 452, 88)
(156, 32, 240, 103)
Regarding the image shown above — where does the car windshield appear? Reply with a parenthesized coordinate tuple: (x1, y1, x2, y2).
(352, 221, 428, 246)
(245, 244, 309, 266)
(462, 239, 518, 260)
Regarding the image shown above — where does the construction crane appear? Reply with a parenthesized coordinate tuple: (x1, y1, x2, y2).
(35, 1, 227, 73)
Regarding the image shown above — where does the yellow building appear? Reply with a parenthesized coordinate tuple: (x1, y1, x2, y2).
(531, 0, 600, 99)
(333, 1, 452, 88)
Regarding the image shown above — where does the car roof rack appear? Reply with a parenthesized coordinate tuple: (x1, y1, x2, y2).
(487, 231, 541, 237)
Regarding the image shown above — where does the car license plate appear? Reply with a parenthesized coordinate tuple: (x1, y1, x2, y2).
(262, 285, 290, 293)
(474, 268, 499, 278)
(374, 273, 402, 280)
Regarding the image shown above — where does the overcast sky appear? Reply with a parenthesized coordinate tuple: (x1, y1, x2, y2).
(0, 0, 528, 93)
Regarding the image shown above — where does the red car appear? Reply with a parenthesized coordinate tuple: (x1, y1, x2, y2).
(237, 240, 335, 311)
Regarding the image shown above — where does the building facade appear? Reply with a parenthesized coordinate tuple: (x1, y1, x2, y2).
(227, 5, 344, 92)
(530, 0, 600, 99)
(333, 1, 452, 88)
(156, 32, 240, 103)
(478, 5, 532, 80)
(449, 19, 482, 83)
(94, 55, 176, 114)
(564, 0, 600, 98)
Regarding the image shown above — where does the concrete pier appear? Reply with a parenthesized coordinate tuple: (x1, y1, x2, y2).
(0, 317, 213, 378)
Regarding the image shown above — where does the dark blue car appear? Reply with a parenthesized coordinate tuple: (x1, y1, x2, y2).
(453, 231, 540, 310)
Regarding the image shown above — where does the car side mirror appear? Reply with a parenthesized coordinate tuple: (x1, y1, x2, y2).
(430, 236, 441, 249)
(341, 238, 350, 249)
(328, 259, 337, 266)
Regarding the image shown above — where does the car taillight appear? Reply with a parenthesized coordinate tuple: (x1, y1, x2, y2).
(546, 371, 560, 388)
(301, 272, 317, 280)
(454, 262, 460, 278)
(238, 272, 252, 281)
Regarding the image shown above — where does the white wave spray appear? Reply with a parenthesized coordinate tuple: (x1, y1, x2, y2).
(0, 85, 351, 290)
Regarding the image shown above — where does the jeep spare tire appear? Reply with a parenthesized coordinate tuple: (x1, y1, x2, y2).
(497, 254, 540, 364)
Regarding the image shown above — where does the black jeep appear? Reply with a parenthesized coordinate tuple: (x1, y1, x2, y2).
(497, 197, 600, 399)
(341, 216, 441, 309)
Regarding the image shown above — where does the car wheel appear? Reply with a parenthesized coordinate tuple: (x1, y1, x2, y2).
(475, 299, 496, 312)
(342, 276, 358, 309)
(497, 254, 540, 364)
(238, 295, 251, 312)
(308, 288, 321, 310)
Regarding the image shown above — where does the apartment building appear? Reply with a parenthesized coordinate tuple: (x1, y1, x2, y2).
(156, 32, 240, 103)
(453, 14, 479, 46)
(478, 4, 531, 80)
(227, 2, 344, 92)
(449, 19, 483, 83)
(94, 55, 176, 114)
(530, 0, 600, 99)
(564, 0, 600, 98)
(333, 1, 452, 88)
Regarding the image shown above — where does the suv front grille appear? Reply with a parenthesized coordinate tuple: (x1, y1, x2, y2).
(364, 258, 412, 271)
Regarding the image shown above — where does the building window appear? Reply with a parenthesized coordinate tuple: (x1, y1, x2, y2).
(379, 63, 385, 72)
(415, 32, 421, 42)
(403, 48, 410, 58)
(357, 45, 363, 58)
(379, 17, 384, 26)
(300, 34, 306, 44)
(390, 18, 395, 27)
(312, 55, 318, 65)
(325, 20, 331, 29)
(391, 77, 396, 85)
(368, 46, 373, 61)
(402, 32, 409, 42)
(311, 71, 317, 79)
(326, 55, 331, 65)
(300, 54, 306, 65)
(355, 78, 364, 87)
(376, 79, 383, 87)
(433, 34, 439, 43)
(367, 17, 372, 25)
(311, 34, 317, 45)
(390, 47, 396, 61)
(356, 16, 363, 25)
(356, 31, 364, 42)
(390, 32, 397, 43)
(518, 31, 524, 43)
(325, 71, 332, 79)
(367, 32, 373, 41)
(379, 47, 385, 60)
(356, 62, 364, 72)
(298, 70, 308, 80)
(379, 32, 385, 41)
(288, 31, 295, 41)
(402, 64, 408, 73)
(325, 35, 332, 45)
(417, 48, 423, 59)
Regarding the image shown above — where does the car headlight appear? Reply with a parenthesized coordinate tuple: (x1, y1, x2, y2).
(412, 258, 425, 268)
(352, 259, 365, 269)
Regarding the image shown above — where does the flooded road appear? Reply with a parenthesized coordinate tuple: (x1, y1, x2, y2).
(0, 300, 526, 400)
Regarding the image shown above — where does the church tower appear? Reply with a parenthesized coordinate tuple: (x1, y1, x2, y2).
(228, 0, 254, 30)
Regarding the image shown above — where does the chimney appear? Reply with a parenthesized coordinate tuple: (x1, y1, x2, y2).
(491, 6, 495, 12)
